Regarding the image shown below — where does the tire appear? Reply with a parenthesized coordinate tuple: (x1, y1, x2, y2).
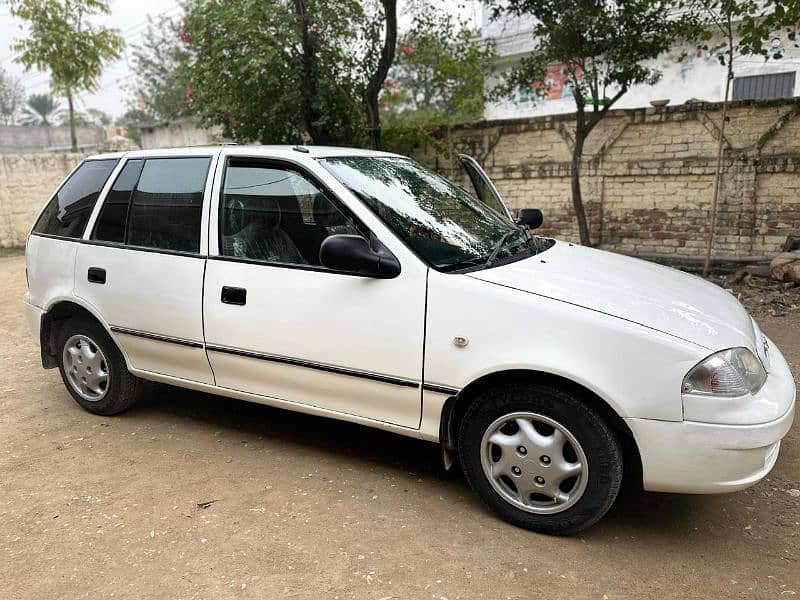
(56, 317, 140, 416)
(458, 382, 622, 535)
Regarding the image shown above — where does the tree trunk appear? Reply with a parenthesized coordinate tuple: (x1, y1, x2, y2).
(571, 127, 591, 245)
(67, 90, 77, 153)
(293, 0, 327, 144)
(363, 0, 397, 150)
(703, 20, 735, 277)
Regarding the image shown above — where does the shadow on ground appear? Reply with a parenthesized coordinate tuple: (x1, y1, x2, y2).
(133, 380, 717, 539)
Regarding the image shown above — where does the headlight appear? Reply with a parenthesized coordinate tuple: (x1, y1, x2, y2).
(682, 347, 767, 397)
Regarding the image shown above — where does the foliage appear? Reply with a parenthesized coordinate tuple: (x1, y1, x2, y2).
(0, 67, 25, 125)
(181, 0, 370, 145)
(490, 0, 702, 245)
(129, 15, 192, 122)
(738, 0, 800, 59)
(115, 108, 148, 146)
(8, 0, 123, 150)
(19, 92, 62, 126)
(384, 1, 494, 128)
(62, 107, 112, 127)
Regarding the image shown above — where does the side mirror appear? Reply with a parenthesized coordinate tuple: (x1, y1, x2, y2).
(319, 234, 401, 278)
(516, 208, 543, 230)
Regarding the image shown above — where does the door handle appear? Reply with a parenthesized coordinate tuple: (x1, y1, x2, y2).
(221, 286, 246, 306)
(88, 267, 106, 284)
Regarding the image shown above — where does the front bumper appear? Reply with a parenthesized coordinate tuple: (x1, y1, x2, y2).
(626, 337, 796, 494)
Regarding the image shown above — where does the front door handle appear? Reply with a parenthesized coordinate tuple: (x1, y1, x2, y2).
(88, 267, 106, 284)
(221, 286, 247, 306)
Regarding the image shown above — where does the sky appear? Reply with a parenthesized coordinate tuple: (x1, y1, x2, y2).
(0, 0, 481, 121)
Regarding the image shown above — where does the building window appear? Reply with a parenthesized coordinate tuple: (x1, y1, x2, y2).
(732, 72, 796, 101)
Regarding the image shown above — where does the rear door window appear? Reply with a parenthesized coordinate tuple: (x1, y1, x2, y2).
(32, 159, 118, 239)
(127, 158, 210, 253)
(92, 157, 211, 253)
(92, 159, 144, 244)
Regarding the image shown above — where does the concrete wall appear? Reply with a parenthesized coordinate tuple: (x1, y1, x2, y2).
(0, 153, 85, 248)
(0, 125, 106, 154)
(415, 98, 800, 261)
(2, 98, 799, 260)
(138, 119, 223, 150)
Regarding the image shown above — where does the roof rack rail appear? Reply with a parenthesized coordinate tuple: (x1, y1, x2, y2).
(293, 145, 310, 153)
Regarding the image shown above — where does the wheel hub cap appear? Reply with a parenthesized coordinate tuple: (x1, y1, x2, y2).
(480, 412, 588, 515)
(63, 334, 109, 402)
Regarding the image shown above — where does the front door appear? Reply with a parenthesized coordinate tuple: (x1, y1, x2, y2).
(75, 154, 217, 384)
(202, 157, 426, 428)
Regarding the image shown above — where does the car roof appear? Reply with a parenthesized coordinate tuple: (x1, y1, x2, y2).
(85, 145, 406, 162)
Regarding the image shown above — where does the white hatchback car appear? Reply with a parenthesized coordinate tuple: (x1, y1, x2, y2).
(23, 145, 795, 534)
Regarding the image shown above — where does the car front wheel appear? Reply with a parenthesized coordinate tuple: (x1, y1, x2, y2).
(458, 382, 623, 535)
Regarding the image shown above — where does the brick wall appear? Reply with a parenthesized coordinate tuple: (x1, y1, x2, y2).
(415, 98, 800, 261)
(0, 154, 85, 248)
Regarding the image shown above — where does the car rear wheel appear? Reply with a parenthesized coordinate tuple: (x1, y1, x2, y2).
(458, 382, 623, 535)
(56, 317, 140, 415)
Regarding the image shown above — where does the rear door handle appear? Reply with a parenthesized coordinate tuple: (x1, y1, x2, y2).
(88, 267, 106, 284)
(221, 286, 246, 306)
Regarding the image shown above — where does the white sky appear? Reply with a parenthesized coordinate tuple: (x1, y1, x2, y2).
(0, 0, 481, 120)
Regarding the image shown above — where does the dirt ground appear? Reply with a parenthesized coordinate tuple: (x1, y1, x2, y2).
(1, 251, 798, 600)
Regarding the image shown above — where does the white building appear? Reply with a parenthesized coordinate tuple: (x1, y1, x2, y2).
(482, 5, 800, 120)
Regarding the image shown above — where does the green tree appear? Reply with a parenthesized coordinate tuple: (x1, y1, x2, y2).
(0, 67, 25, 125)
(129, 15, 192, 122)
(115, 108, 148, 147)
(8, 0, 123, 152)
(384, 1, 494, 127)
(62, 106, 111, 127)
(491, 0, 701, 246)
(181, 0, 368, 145)
(691, 0, 800, 275)
(738, 0, 800, 57)
(19, 92, 62, 126)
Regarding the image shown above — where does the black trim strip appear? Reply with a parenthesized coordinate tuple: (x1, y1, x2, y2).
(28, 233, 206, 259)
(422, 383, 460, 396)
(110, 326, 204, 348)
(206, 343, 419, 389)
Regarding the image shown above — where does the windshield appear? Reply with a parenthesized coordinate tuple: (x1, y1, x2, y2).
(322, 157, 552, 271)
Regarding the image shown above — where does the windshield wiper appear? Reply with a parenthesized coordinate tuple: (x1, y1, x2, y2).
(485, 230, 518, 268)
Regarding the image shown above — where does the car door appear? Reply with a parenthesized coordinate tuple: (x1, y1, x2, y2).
(74, 152, 218, 384)
(458, 154, 513, 220)
(202, 154, 427, 428)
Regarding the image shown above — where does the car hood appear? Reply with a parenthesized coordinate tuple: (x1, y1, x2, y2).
(467, 240, 756, 351)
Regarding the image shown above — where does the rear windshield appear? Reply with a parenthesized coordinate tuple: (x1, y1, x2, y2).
(32, 159, 119, 239)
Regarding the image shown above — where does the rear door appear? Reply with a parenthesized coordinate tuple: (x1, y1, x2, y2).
(75, 152, 218, 384)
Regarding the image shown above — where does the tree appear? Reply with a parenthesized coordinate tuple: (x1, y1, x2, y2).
(0, 67, 25, 125)
(693, 0, 800, 275)
(491, 1, 701, 246)
(115, 108, 148, 147)
(19, 92, 62, 126)
(362, 0, 397, 150)
(62, 106, 111, 127)
(129, 15, 192, 122)
(181, 0, 368, 145)
(384, 1, 494, 127)
(8, 0, 123, 152)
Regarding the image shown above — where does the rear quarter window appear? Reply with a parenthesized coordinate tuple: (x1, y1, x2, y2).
(32, 159, 119, 239)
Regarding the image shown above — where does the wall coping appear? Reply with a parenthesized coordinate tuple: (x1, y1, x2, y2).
(444, 97, 800, 133)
